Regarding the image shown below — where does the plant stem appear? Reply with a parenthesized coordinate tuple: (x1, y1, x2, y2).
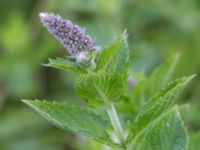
(106, 103, 125, 146)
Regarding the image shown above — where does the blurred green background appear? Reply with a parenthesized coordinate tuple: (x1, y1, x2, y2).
(0, 0, 199, 150)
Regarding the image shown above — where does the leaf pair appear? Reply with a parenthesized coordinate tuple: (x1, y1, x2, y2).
(22, 75, 194, 149)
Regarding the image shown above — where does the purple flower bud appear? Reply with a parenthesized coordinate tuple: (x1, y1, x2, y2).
(91, 45, 102, 51)
(75, 51, 90, 64)
(39, 12, 94, 54)
(128, 75, 136, 91)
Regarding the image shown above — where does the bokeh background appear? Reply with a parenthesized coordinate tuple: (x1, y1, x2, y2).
(0, 0, 200, 150)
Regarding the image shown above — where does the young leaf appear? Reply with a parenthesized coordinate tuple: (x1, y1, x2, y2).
(136, 107, 188, 150)
(96, 30, 129, 73)
(22, 100, 118, 147)
(127, 75, 194, 144)
(76, 70, 128, 106)
(44, 57, 87, 74)
(145, 53, 180, 99)
(131, 54, 180, 106)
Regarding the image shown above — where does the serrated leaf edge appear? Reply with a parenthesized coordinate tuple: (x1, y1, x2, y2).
(22, 99, 120, 147)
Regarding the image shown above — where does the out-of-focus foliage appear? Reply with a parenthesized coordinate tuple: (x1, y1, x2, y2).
(0, 0, 199, 150)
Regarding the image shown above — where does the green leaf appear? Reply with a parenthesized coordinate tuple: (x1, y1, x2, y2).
(44, 57, 87, 74)
(137, 107, 188, 150)
(96, 30, 129, 73)
(76, 31, 129, 106)
(127, 75, 194, 144)
(131, 54, 180, 106)
(145, 53, 180, 99)
(189, 131, 200, 150)
(22, 100, 118, 147)
(76, 71, 128, 106)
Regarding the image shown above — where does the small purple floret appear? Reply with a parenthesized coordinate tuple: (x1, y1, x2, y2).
(39, 12, 94, 54)
(128, 75, 136, 91)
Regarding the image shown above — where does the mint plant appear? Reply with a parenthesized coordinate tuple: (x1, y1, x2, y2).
(22, 12, 194, 150)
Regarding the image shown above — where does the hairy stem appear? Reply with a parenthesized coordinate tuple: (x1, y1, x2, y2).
(106, 103, 125, 146)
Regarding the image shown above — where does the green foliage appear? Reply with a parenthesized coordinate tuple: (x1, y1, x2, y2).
(45, 58, 87, 74)
(136, 107, 187, 150)
(1, 0, 199, 150)
(22, 100, 118, 147)
(189, 131, 200, 150)
(76, 71, 127, 106)
(127, 75, 194, 145)
(22, 30, 195, 149)
(131, 53, 181, 109)
(76, 31, 129, 106)
(145, 53, 180, 99)
(96, 30, 129, 73)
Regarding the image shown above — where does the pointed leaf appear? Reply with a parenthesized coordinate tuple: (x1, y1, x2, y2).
(127, 75, 194, 144)
(22, 100, 118, 147)
(145, 53, 180, 99)
(96, 30, 129, 73)
(44, 58, 87, 73)
(137, 107, 188, 150)
(131, 54, 180, 106)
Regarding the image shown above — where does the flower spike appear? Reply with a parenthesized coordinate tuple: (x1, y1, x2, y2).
(39, 12, 94, 54)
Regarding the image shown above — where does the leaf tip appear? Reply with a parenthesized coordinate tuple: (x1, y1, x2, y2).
(122, 29, 128, 41)
(21, 99, 41, 107)
(21, 99, 30, 104)
(184, 74, 196, 84)
(42, 63, 50, 67)
(21, 99, 33, 107)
